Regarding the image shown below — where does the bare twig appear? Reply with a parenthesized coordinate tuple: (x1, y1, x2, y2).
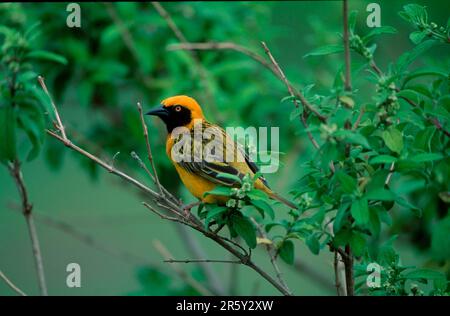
(172, 224, 226, 295)
(0, 270, 27, 296)
(7, 160, 47, 296)
(38, 76, 67, 140)
(353, 106, 365, 130)
(334, 251, 343, 296)
(151, 2, 221, 121)
(251, 218, 292, 295)
(137, 102, 164, 195)
(168, 42, 278, 77)
(153, 240, 213, 296)
(261, 41, 320, 150)
(103, 3, 153, 88)
(343, 0, 352, 91)
(343, 245, 354, 296)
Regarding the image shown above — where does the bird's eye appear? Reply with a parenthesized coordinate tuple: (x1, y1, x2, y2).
(175, 105, 182, 112)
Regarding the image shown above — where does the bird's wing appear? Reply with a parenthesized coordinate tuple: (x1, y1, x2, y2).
(174, 122, 269, 188)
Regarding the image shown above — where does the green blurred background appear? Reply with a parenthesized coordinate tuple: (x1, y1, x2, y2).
(0, 1, 448, 295)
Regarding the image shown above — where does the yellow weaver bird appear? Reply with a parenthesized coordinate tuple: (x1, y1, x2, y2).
(146, 95, 296, 209)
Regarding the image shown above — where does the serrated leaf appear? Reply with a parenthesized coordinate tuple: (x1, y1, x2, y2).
(369, 155, 398, 164)
(26, 50, 68, 65)
(335, 171, 357, 194)
(409, 30, 427, 44)
(403, 269, 445, 281)
(363, 26, 397, 42)
(232, 214, 256, 249)
(304, 44, 343, 58)
(350, 233, 366, 257)
(0, 106, 16, 163)
(306, 234, 320, 255)
(351, 198, 369, 225)
(216, 172, 242, 184)
(203, 186, 232, 197)
(381, 127, 403, 154)
(250, 199, 274, 220)
(289, 107, 303, 121)
(365, 188, 396, 201)
(409, 152, 444, 163)
(279, 240, 294, 264)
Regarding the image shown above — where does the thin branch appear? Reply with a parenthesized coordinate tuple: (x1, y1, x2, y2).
(8, 203, 151, 266)
(0, 270, 27, 296)
(334, 251, 344, 296)
(136, 102, 164, 195)
(153, 240, 213, 296)
(292, 259, 335, 293)
(37, 76, 67, 140)
(168, 42, 278, 77)
(343, 245, 354, 296)
(251, 218, 292, 295)
(261, 41, 320, 150)
(343, 0, 352, 91)
(8, 160, 47, 296)
(170, 40, 327, 124)
(172, 224, 226, 295)
(151, 2, 221, 121)
(353, 106, 365, 130)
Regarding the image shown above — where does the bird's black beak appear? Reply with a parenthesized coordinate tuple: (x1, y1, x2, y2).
(146, 106, 169, 120)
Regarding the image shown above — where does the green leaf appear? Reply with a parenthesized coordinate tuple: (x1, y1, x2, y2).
(250, 199, 275, 220)
(409, 152, 444, 163)
(334, 130, 371, 149)
(203, 186, 232, 197)
(303, 44, 343, 58)
(409, 30, 427, 44)
(306, 234, 320, 255)
(431, 216, 450, 260)
(351, 198, 369, 225)
(0, 106, 16, 164)
(281, 95, 296, 103)
(216, 172, 242, 184)
(365, 188, 396, 201)
(279, 240, 294, 264)
(26, 50, 68, 65)
(381, 127, 403, 154)
(369, 155, 398, 164)
(289, 107, 303, 121)
(363, 26, 397, 42)
(333, 202, 350, 233)
(350, 233, 366, 257)
(17, 111, 44, 161)
(335, 171, 357, 194)
(396, 40, 435, 74)
(232, 214, 256, 249)
(206, 206, 228, 222)
(246, 189, 269, 201)
(403, 269, 445, 281)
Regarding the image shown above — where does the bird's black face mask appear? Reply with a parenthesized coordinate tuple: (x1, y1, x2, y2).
(146, 105, 192, 133)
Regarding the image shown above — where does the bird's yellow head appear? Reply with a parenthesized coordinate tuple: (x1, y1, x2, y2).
(146, 95, 204, 132)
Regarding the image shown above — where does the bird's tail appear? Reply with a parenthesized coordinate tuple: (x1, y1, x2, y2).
(269, 192, 297, 209)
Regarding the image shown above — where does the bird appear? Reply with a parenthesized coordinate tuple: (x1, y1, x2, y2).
(146, 95, 297, 210)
